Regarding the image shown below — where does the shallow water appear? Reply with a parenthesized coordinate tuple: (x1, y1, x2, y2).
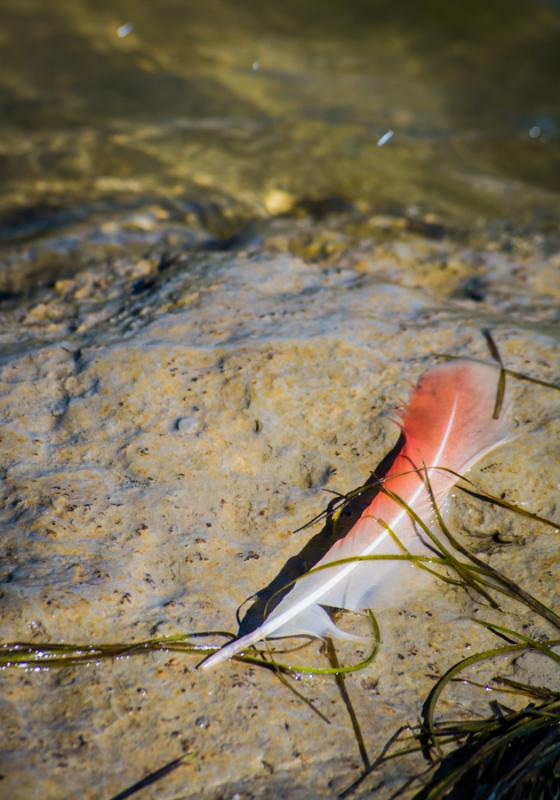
(1, 1, 560, 257)
(0, 3, 559, 799)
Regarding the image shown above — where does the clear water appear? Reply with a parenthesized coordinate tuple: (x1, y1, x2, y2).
(1, 0, 559, 253)
(0, 7, 559, 797)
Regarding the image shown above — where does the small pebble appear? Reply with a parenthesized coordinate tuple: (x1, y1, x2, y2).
(117, 22, 134, 38)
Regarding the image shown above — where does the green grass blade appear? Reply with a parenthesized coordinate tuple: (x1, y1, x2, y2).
(482, 328, 507, 419)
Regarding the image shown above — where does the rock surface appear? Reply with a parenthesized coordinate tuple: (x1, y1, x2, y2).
(0, 217, 559, 799)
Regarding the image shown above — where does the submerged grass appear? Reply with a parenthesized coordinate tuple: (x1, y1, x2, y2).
(0, 612, 381, 677)
(337, 624, 560, 799)
(332, 341, 560, 797)
(1, 343, 558, 797)
(434, 353, 560, 394)
(3, 467, 556, 796)
(481, 328, 507, 419)
(336, 473, 559, 795)
(333, 456, 559, 796)
(108, 751, 195, 800)
(342, 693, 560, 800)
(0, 633, 231, 671)
(412, 700, 560, 800)
(326, 638, 372, 771)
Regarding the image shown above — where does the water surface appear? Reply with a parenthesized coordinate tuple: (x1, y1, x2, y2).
(1, 5, 559, 797)
(1, 0, 559, 259)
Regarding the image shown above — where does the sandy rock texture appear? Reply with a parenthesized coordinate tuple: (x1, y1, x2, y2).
(0, 218, 559, 799)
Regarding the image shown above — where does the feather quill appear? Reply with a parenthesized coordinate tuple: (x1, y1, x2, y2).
(200, 359, 511, 670)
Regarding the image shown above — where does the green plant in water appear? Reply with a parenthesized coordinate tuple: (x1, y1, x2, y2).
(340, 625, 560, 800)
(337, 470, 559, 798)
(2, 466, 557, 797)
(1, 343, 558, 798)
(414, 699, 560, 800)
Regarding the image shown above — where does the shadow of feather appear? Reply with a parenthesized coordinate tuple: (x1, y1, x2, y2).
(238, 432, 405, 636)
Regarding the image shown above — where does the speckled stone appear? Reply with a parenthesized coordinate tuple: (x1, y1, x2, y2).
(0, 232, 558, 799)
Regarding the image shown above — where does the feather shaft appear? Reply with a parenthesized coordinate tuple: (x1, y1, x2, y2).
(200, 360, 511, 670)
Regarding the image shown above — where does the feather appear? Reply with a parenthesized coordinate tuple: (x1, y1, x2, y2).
(200, 359, 512, 670)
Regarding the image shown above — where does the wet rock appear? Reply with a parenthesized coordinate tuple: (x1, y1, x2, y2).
(0, 235, 558, 800)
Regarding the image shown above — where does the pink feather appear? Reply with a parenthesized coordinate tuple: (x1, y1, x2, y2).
(200, 359, 511, 670)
